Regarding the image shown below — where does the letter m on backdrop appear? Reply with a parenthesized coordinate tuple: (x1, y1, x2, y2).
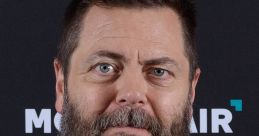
(25, 109, 51, 133)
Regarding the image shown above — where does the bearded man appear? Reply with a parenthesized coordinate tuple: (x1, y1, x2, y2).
(54, 0, 201, 135)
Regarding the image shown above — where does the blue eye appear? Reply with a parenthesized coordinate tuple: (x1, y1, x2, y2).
(152, 68, 165, 77)
(98, 63, 113, 73)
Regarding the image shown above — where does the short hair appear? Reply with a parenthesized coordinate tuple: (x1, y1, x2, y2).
(56, 0, 198, 83)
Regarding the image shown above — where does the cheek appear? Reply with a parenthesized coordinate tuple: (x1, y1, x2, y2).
(149, 88, 189, 126)
(67, 81, 116, 116)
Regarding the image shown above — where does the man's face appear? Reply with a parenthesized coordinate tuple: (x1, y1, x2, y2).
(55, 6, 200, 136)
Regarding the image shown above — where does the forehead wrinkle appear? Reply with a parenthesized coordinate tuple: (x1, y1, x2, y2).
(91, 36, 179, 65)
(138, 50, 141, 65)
(92, 22, 113, 37)
(94, 36, 133, 44)
(93, 35, 169, 49)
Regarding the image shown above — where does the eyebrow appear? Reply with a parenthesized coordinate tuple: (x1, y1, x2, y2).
(142, 57, 180, 70)
(86, 50, 126, 63)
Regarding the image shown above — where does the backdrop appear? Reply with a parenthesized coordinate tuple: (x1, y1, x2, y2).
(0, 0, 258, 135)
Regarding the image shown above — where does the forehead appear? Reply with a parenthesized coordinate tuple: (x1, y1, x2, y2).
(75, 6, 187, 67)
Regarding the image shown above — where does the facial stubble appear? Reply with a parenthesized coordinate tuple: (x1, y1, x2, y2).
(58, 90, 192, 136)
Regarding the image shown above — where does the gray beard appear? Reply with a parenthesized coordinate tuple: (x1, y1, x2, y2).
(58, 92, 191, 136)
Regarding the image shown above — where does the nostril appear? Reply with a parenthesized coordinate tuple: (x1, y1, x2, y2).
(116, 92, 147, 106)
(139, 100, 144, 104)
(119, 99, 127, 103)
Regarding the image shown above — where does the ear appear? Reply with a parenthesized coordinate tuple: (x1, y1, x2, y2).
(54, 59, 65, 114)
(190, 68, 201, 104)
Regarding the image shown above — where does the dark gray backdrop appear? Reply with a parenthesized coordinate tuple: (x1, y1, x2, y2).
(0, 0, 258, 135)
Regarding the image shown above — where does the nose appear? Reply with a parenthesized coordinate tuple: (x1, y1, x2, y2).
(115, 70, 148, 107)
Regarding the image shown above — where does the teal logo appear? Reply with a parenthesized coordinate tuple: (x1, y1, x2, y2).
(230, 99, 243, 112)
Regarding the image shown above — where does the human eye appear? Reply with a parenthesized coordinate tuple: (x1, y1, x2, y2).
(145, 67, 174, 86)
(84, 63, 120, 83)
(149, 68, 170, 79)
(151, 68, 166, 77)
(94, 63, 118, 76)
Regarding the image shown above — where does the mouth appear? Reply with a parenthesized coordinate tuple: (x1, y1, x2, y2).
(102, 127, 152, 136)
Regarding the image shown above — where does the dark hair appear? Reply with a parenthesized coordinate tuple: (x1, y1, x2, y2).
(57, 0, 198, 82)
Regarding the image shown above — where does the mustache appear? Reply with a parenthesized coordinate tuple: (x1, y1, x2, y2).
(91, 106, 163, 135)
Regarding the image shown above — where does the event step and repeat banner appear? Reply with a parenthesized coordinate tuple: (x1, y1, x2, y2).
(0, 0, 258, 135)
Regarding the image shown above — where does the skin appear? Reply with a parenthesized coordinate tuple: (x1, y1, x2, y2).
(54, 6, 200, 136)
